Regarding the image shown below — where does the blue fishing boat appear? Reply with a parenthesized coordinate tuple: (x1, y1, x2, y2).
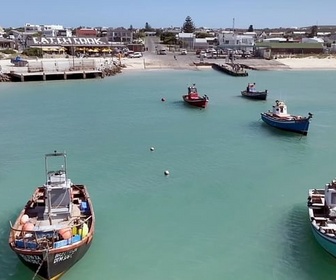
(260, 100, 313, 135)
(307, 179, 336, 257)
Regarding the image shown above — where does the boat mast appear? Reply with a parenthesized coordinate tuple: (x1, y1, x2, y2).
(44, 151, 67, 225)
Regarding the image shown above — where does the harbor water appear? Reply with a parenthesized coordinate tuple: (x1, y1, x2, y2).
(1, 68, 336, 280)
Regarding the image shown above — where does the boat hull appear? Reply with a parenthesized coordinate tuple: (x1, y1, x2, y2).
(260, 113, 311, 135)
(9, 183, 95, 279)
(241, 90, 267, 100)
(183, 95, 208, 108)
(13, 240, 93, 279)
(311, 224, 336, 257)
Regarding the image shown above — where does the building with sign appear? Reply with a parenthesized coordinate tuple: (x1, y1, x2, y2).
(26, 36, 112, 56)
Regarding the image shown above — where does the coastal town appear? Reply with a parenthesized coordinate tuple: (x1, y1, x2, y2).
(2, 7, 336, 280)
(0, 17, 336, 81)
(1, 19, 336, 82)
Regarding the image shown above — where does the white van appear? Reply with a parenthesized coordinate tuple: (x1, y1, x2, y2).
(157, 49, 167, 55)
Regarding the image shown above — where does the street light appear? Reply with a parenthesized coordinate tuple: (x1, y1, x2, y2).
(72, 44, 75, 70)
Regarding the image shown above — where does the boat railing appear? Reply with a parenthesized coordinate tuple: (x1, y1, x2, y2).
(10, 215, 93, 250)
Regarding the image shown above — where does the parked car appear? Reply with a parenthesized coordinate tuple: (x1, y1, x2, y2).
(180, 49, 187, 55)
(129, 52, 142, 58)
(10, 56, 28, 67)
(157, 49, 167, 55)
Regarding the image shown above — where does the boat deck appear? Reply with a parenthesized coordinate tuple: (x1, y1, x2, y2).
(29, 203, 82, 232)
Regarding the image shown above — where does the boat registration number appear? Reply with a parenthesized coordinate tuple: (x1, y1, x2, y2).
(54, 248, 78, 264)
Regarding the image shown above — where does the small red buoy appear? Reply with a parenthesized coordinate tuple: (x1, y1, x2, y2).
(161, 98, 166, 102)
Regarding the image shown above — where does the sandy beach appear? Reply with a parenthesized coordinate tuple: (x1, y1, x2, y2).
(116, 55, 336, 71)
(276, 56, 336, 70)
(1, 54, 336, 76)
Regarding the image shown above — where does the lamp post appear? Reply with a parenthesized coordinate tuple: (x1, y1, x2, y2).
(72, 44, 75, 70)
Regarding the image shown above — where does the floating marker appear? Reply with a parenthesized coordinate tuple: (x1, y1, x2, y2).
(150, 147, 155, 151)
(164, 170, 170, 176)
(161, 98, 166, 102)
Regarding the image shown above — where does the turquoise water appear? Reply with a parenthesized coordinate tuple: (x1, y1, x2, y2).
(1, 68, 336, 280)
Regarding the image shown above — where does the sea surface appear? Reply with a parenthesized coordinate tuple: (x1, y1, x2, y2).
(1, 68, 336, 280)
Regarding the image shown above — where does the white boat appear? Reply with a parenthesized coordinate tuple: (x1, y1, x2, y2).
(308, 179, 336, 257)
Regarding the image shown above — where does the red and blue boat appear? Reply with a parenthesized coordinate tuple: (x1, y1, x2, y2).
(261, 100, 313, 135)
(182, 84, 209, 108)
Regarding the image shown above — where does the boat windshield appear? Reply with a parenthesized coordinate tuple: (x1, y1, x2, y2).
(188, 84, 197, 94)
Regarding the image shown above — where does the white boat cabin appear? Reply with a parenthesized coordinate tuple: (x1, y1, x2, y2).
(326, 180, 336, 210)
(43, 168, 72, 221)
(187, 84, 199, 99)
(272, 100, 290, 117)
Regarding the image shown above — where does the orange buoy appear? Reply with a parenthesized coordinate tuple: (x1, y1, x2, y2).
(22, 222, 34, 232)
(20, 214, 29, 225)
(59, 228, 72, 240)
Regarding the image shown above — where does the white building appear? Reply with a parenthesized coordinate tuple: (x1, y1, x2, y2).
(217, 33, 254, 51)
(177, 33, 195, 50)
(194, 38, 208, 50)
(262, 37, 288, 43)
(0, 26, 4, 37)
(25, 24, 71, 37)
(25, 23, 42, 32)
(42, 25, 71, 37)
(302, 37, 324, 43)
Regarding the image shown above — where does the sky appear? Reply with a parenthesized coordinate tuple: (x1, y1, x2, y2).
(1, 0, 336, 30)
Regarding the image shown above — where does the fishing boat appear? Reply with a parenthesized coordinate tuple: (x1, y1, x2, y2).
(9, 151, 95, 280)
(182, 84, 209, 108)
(260, 100, 313, 135)
(307, 179, 336, 257)
(241, 83, 268, 100)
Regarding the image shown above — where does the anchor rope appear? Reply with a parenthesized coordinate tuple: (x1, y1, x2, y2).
(32, 249, 49, 280)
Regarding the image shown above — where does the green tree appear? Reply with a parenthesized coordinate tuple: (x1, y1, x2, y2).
(160, 32, 177, 45)
(182, 16, 195, 33)
(195, 32, 210, 38)
(247, 25, 254, 32)
(22, 47, 43, 58)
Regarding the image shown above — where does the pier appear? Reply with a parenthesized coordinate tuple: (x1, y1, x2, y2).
(1, 57, 122, 82)
(9, 69, 102, 82)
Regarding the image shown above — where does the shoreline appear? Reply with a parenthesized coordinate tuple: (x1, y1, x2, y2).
(1, 56, 336, 79)
(121, 56, 336, 71)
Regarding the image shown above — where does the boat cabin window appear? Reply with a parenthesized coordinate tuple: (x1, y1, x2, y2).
(331, 193, 336, 204)
(188, 85, 197, 94)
